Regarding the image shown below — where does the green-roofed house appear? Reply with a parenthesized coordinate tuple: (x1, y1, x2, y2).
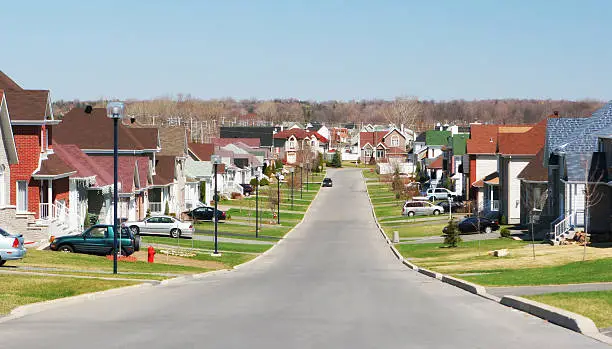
(445, 133, 469, 198)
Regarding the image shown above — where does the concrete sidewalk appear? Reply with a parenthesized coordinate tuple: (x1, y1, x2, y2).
(191, 234, 275, 245)
(487, 282, 612, 297)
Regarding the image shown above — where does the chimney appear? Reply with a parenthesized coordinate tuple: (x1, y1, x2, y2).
(552, 110, 559, 118)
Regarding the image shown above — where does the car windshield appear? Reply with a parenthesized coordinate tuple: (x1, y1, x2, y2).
(0, 228, 10, 237)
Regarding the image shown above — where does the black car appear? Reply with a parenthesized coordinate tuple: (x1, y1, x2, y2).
(438, 200, 464, 213)
(240, 184, 254, 196)
(187, 206, 226, 221)
(454, 216, 500, 234)
(322, 178, 333, 187)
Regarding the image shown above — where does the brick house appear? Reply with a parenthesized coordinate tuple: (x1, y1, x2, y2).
(359, 128, 408, 164)
(273, 129, 328, 165)
(0, 89, 20, 234)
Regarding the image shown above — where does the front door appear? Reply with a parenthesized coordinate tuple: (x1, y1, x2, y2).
(17, 180, 28, 212)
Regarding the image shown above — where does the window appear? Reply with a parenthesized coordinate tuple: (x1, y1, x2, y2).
(391, 135, 400, 147)
(161, 217, 174, 223)
(147, 217, 160, 223)
(17, 181, 27, 212)
(376, 149, 385, 158)
(87, 227, 107, 238)
(365, 149, 372, 157)
(45, 127, 49, 151)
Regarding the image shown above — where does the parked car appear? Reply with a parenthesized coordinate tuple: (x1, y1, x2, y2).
(0, 228, 26, 266)
(402, 201, 444, 217)
(240, 183, 254, 196)
(451, 216, 500, 234)
(49, 225, 139, 256)
(126, 215, 194, 239)
(438, 200, 465, 213)
(322, 178, 333, 187)
(187, 206, 226, 222)
(426, 187, 459, 201)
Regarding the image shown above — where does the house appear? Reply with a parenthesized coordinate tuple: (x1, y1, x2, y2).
(545, 103, 612, 242)
(54, 107, 160, 225)
(219, 127, 275, 149)
(273, 129, 328, 165)
(517, 148, 549, 226)
(0, 72, 64, 242)
(443, 133, 469, 197)
(0, 89, 21, 236)
(211, 137, 260, 148)
(466, 124, 504, 212)
(359, 128, 408, 165)
(496, 120, 547, 224)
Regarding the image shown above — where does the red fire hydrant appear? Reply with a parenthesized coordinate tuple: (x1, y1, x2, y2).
(147, 246, 155, 263)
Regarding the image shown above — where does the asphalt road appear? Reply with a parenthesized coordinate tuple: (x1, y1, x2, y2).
(0, 169, 608, 348)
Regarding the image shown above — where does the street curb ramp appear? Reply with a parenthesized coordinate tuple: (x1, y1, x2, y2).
(500, 296, 612, 345)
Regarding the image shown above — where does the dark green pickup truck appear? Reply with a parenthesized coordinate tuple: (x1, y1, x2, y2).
(49, 225, 140, 256)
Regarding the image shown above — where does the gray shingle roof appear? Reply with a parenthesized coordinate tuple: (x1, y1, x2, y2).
(544, 118, 586, 166)
(554, 101, 612, 153)
(593, 124, 612, 139)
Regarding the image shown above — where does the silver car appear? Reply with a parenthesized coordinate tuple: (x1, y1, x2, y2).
(125, 216, 194, 239)
(0, 227, 26, 266)
(402, 201, 445, 217)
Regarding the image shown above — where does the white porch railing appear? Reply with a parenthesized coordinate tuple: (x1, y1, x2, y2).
(554, 211, 576, 240)
(491, 200, 500, 211)
(39, 202, 69, 223)
(149, 202, 163, 213)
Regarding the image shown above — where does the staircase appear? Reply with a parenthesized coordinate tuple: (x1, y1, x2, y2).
(38, 203, 80, 239)
(548, 212, 577, 245)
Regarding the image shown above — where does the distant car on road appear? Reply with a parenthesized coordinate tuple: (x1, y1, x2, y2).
(402, 201, 444, 217)
(49, 225, 139, 256)
(0, 228, 26, 266)
(187, 206, 226, 222)
(448, 216, 500, 234)
(322, 178, 333, 187)
(126, 215, 194, 239)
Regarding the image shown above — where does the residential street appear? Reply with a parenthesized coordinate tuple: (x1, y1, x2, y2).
(0, 168, 608, 348)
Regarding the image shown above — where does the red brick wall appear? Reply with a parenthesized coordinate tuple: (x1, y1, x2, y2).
(10, 126, 42, 212)
(469, 156, 477, 199)
(53, 177, 70, 206)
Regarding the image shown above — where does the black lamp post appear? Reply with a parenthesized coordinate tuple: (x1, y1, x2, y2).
(306, 163, 309, 192)
(106, 102, 125, 275)
(211, 155, 222, 256)
(276, 171, 282, 225)
(290, 167, 294, 210)
(255, 170, 260, 238)
(300, 163, 303, 199)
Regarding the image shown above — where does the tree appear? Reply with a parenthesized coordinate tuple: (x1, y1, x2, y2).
(164, 201, 170, 215)
(443, 219, 462, 247)
(581, 158, 605, 260)
(266, 185, 281, 219)
(331, 151, 342, 168)
(199, 183, 206, 203)
(381, 96, 422, 131)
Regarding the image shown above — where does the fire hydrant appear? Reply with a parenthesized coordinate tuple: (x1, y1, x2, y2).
(147, 246, 155, 263)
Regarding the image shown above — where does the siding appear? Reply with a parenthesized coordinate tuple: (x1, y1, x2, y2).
(0, 115, 10, 206)
(475, 155, 497, 181)
(565, 183, 586, 226)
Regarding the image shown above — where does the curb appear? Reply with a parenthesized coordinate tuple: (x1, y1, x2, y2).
(0, 283, 153, 324)
(500, 296, 612, 345)
(362, 171, 611, 344)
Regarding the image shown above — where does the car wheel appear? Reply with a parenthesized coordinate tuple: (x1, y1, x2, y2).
(133, 235, 141, 252)
(170, 229, 181, 239)
(121, 247, 131, 257)
(484, 226, 492, 234)
(408, 211, 415, 217)
(433, 210, 440, 216)
(58, 245, 74, 253)
(0, 259, 5, 266)
(130, 226, 139, 234)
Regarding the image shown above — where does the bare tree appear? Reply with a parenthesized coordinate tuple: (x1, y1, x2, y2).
(581, 159, 605, 261)
(381, 96, 422, 131)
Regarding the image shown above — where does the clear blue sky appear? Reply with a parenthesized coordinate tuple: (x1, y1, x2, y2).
(3, 0, 611, 102)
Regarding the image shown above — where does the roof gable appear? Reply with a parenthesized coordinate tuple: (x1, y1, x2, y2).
(554, 101, 612, 154)
(188, 143, 214, 161)
(518, 148, 547, 182)
(0, 71, 23, 91)
(5, 90, 52, 121)
(0, 92, 18, 164)
(497, 120, 545, 156)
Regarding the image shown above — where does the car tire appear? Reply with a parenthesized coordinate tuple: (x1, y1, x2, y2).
(0, 259, 5, 266)
(121, 247, 131, 257)
(433, 210, 440, 216)
(58, 245, 74, 253)
(485, 226, 492, 234)
(133, 234, 141, 252)
(408, 211, 415, 217)
(130, 226, 139, 234)
(170, 229, 181, 239)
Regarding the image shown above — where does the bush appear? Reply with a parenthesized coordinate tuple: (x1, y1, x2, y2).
(443, 219, 462, 247)
(500, 215, 507, 225)
(500, 227, 511, 238)
(146, 209, 151, 218)
(231, 192, 243, 199)
(250, 178, 259, 186)
(199, 183, 206, 203)
(331, 151, 342, 168)
(169, 213, 176, 217)
(259, 178, 270, 186)
(357, 159, 361, 164)
(164, 201, 170, 215)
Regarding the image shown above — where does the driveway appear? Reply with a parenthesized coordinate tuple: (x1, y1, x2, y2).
(0, 168, 607, 348)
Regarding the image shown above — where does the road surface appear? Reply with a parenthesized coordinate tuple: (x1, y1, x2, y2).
(0, 169, 608, 348)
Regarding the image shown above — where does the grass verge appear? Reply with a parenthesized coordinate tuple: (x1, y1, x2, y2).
(526, 291, 612, 328)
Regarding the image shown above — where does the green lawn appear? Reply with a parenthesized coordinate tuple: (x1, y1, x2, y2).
(526, 291, 612, 328)
(362, 169, 379, 179)
(226, 208, 304, 221)
(382, 223, 446, 239)
(196, 221, 291, 238)
(189, 250, 255, 267)
(0, 274, 137, 315)
(13, 250, 209, 274)
(459, 258, 612, 286)
(342, 161, 374, 168)
(374, 205, 403, 218)
(395, 239, 529, 259)
(141, 236, 272, 253)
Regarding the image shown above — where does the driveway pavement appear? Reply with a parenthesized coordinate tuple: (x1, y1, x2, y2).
(0, 168, 607, 348)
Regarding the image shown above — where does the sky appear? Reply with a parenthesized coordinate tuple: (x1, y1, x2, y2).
(2, 0, 611, 102)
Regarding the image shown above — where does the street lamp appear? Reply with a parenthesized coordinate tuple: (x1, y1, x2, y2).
(255, 168, 261, 238)
(306, 163, 310, 192)
(299, 163, 303, 199)
(276, 171, 283, 225)
(106, 102, 125, 275)
(289, 167, 295, 210)
(211, 155, 222, 256)
(447, 194, 453, 220)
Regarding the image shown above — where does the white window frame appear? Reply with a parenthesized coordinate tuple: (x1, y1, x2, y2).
(391, 135, 400, 147)
(364, 148, 372, 158)
(17, 180, 28, 212)
(0, 168, 4, 206)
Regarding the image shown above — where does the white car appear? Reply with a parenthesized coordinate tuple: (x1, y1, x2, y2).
(402, 201, 445, 217)
(0, 227, 26, 266)
(426, 187, 459, 201)
(125, 216, 194, 239)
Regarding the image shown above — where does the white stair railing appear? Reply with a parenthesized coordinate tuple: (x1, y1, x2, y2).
(553, 212, 576, 240)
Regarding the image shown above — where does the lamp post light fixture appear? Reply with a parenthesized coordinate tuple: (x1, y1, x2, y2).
(289, 167, 295, 211)
(106, 102, 125, 275)
(211, 155, 222, 256)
